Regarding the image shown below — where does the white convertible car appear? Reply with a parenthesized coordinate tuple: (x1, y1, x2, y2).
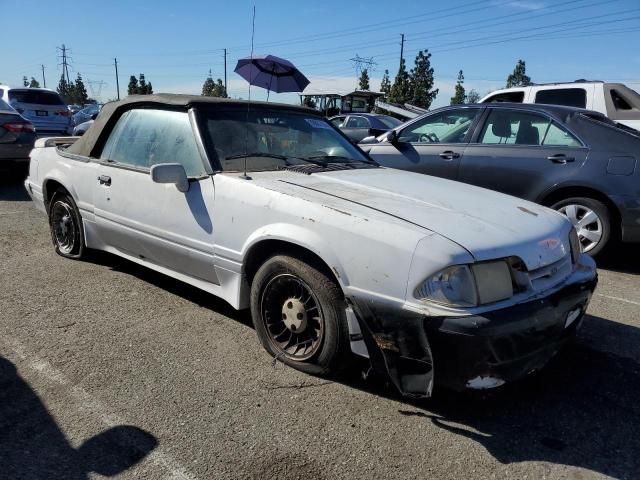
(25, 95, 597, 397)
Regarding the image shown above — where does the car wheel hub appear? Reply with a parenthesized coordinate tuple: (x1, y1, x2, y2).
(558, 204, 602, 253)
(52, 202, 76, 254)
(281, 298, 308, 333)
(260, 274, 324, 361)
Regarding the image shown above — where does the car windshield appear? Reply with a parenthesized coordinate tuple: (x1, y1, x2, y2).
(199, 107, 373, 172)
(8, 90, 65, 105)
(377, 115, 402, 129)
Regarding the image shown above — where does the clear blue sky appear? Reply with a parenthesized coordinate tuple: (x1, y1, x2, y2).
(2, 0, 638, 107)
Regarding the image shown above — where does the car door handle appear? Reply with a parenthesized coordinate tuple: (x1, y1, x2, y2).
(439, 151, 460, 160)
(547, 154, 575, 164)
(98, 175, 111, 186)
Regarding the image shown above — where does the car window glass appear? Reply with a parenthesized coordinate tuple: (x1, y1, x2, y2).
(345, 116, 370, 128)
(535, 88, 586, 108)
(330, 116, 345, 127)
(100, 109, 205, 176)
(377, 115, 402, 129)
(200, 109, 370, 172)
(398, 109, 478, 144)
(8, 90, 65, 105)
(480, 110, 549, 145)
(0, 98, 13, 111)
(542, 122, 581, 147)
(484, 91, 525, 103)
(610, 90, 632, 110)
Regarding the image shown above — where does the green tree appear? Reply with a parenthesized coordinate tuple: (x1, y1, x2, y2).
(506, 59, 531, 88)
(29, 77, 40, 88)
(138, 74, 148, 94)
(23, 76, 29, 87)
(389, 58, 410, 105)
(202, 71, 216, 96)
(466, 89, 480, 103)
(127, 75, 139, 95)
(450, 70, 466, 105)
(73, 73, 89, 104)
(408, 49, 438, 109)
(146, 81, 153, 95)
(380, 69, 391, 99)
(358, 68, 370, 91)
(214, 79, 227, 97)
(57, 74, 72, 103)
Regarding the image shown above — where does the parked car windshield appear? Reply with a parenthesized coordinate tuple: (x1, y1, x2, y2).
(8, 90, 65, 105)
(377, 115, 402, 129)
(199, 108, 373, 172)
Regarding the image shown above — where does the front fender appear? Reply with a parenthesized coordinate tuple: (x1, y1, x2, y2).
(241, 222, 350, 288)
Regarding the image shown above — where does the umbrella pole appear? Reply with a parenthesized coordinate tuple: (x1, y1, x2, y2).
(266, 63, 275, 102)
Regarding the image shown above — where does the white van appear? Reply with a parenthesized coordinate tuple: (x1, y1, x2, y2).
(480, 81, 640, 130)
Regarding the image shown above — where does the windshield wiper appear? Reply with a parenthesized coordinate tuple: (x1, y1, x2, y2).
(306, 155, 377, 166)
(225, 152, 290, 164)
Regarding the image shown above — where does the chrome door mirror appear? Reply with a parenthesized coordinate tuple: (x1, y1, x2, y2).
(150, 163, 189, 192)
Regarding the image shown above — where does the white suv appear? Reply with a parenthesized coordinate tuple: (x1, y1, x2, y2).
(480, 81, 640, 130)
(0, 85, 71, 135)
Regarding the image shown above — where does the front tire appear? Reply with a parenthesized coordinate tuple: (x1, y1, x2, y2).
(551, 197, 611, 256)
(250, 255, 349, 376)
(48, 190, 86, 259)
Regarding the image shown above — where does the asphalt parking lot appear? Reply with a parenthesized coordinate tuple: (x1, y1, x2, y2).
(1, 175, 639, 480)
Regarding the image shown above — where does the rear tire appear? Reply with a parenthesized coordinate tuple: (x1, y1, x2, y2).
(551, 197, 610, 256)
(48, 190, 86, 259)
(250, 255, 349, 376)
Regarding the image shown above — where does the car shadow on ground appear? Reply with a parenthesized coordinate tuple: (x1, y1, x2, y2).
(84, 251, 640, 479)
(0, 356, 158, 479)
(596, 244, 640, 274)
(0, 174, 30, 201)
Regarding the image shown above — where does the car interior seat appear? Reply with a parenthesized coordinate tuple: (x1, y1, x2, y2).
(515, 119, 540, 145)
(491, 113, 512, 143)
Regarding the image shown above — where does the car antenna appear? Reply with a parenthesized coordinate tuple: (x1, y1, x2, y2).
(240, 5, 256, 181)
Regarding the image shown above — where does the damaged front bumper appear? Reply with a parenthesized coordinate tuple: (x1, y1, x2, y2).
(349, 256, 598, 398)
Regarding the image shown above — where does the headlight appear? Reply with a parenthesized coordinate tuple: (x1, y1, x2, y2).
(569, 226, 581, 263)
(415, 261, 514, 308)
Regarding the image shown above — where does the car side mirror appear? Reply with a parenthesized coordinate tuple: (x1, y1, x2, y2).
(150, 163, 189, 192)
(90, 113, 98, 120)
(387, 129, 399, 144)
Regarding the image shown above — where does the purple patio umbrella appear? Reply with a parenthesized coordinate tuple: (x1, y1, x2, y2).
(234, 54, 310, 100)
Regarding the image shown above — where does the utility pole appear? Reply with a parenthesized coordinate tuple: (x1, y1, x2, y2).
(114, 58, 120, 100)
(349, 54, 377, 89)
(399, 33, 405, 72)
(63, 44, 70, 85)
(223, 48, 228, 97)
(41, 64, 46, 88)
(57, 44, 72, 85)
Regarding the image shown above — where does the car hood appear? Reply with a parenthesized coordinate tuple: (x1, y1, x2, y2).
(253, 167, 572, 270)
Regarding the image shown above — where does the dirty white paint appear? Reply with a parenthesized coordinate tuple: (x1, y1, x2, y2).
(466, 376, 506, 390)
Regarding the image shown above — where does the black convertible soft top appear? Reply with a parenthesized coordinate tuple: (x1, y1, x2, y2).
(66, 93, 318, 158)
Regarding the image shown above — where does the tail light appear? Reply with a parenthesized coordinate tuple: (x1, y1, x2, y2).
(3, 122, 36, 133)
(56, 110, 71, 117)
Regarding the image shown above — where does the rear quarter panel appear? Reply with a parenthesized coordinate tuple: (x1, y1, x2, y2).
(30, 147, 99, 221)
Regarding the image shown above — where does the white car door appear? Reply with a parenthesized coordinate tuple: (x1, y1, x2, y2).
(93, 108, 219, 284)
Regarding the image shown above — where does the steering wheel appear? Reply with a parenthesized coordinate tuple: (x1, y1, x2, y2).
(419, 132, 439, 143)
